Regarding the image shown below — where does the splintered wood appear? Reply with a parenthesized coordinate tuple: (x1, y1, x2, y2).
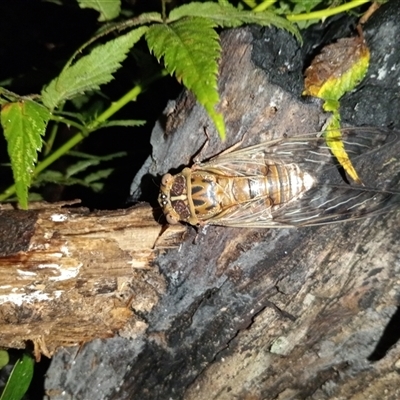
(0, 203, 186, 359)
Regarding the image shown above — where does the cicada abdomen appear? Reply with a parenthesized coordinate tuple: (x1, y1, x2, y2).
(158, 128, 400, 228)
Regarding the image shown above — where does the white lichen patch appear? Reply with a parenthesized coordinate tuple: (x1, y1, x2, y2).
(0, 290, 52, 306)
(38, 263, 62, 270)
(127, 260, 146, 269)
(377, 65, 388, 81)
(50, 213, 68, 222)
(303, 293, 316, 306)
(38, 262, 82, 281)
(270, 336, 291, 355)
(17, 269, 37, 277)
(60, 244, 71, 257)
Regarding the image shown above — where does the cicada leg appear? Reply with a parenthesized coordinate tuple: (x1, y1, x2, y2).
(193, 127, 248, 167)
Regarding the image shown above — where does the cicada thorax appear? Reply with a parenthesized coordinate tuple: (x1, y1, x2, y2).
(158, 161, 315, 225)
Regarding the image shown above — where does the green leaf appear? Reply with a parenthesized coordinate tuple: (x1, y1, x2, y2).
(32, 151, 125, 190)
(0, 350, 9, 370)
(290, 0, 324, 14)
(65, 159, 102, 178)
(34, 170, 64, 185)
(146, 17, 226, 138)
(41, 26, 148, 110)
(34, 167, 114, 192)
(84, 168, 114, 185)
(67, 150, 126, 160)
(98, 119, 146, 129)
(77, 0, 121, 21)
(0, 353, 34, 400)
(53, 110, 86, 124)
(65, 151, 125, 178)
(169, 2, 300, 41)
(1, 100, 50, 209)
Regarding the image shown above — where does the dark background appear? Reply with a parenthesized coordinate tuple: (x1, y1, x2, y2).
(0, 0, 181, 210)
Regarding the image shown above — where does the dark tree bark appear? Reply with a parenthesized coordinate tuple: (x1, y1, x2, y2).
(10, 1, 400, 398)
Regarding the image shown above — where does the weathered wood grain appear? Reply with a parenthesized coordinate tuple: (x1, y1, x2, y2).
(0, 203, 185, 358)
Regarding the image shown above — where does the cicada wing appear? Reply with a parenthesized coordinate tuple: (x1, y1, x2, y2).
(205, 185, 398, 228)
(270, 184, 398, 227)
(201, 127, 398, 179)
(204, 197, 281, 228)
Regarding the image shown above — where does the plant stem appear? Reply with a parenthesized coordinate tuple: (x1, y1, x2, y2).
(0, 70, 168, 202)
(44, 121, 59, 156)
(162, 0, 167, 21)
(49, 115, 87, 132)
(286, 0, 370, 22)
(44, 104, 66, 156)
(253, 0, 277, 12)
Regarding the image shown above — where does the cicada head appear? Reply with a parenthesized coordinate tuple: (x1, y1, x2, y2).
(158, 168, 199, 225)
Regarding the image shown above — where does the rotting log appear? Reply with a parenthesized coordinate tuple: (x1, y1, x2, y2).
(0, 202, 186, 359)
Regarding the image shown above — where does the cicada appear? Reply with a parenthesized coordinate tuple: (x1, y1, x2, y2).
(158, 128, 399, 228)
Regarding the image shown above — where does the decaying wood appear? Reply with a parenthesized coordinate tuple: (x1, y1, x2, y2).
(40, 2, 400, 398)
(0, 202, 186, 358)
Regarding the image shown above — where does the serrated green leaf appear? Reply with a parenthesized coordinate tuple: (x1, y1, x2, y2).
(65, 151, 125, 178)
(33, 171, 84, 187)
(88, 182, 104, 192)
(77, 0, 121, 21)
(168, 2, 300, 41)
(98, 119, 146, 128)
(290, 0, 324, 14)
(1, 100, 50, 209)
(34, 170, 64, 185)
(67, 150, 126, 160)
(34, 167, 114, 192)
(146, 17, 226, 138)
(0, 353, 34, 400)
(41, 26, 148, 110)
(84, 168, 114, 184)
(28, 192, 44, 201)
(66, 159, 102, 178)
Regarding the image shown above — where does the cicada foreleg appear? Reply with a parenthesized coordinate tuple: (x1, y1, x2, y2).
(194, 127, 248, 165)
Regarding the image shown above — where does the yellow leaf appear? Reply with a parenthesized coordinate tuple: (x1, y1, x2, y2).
(325, 114, 362, 184)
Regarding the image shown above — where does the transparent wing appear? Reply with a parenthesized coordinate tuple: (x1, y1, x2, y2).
(200, 127, 400, 228)
(200, 127, 397, 179)
(207, 184, 398, 228)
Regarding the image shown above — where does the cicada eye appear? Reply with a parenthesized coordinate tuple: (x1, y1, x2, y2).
(166, 212, 179, 225)
(161, 173, 173, 187)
